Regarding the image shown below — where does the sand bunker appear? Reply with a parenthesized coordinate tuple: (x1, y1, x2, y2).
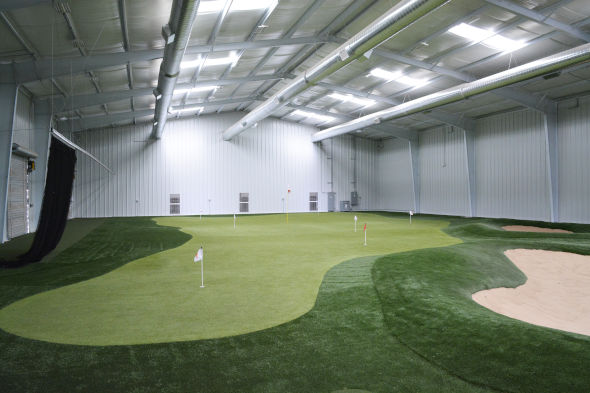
(502, 225, 572, 233)
(473, 249, 590, 336)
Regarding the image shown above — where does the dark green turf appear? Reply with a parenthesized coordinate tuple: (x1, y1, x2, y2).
(373, 217, 590, 393)
(0, 214, 589, 392)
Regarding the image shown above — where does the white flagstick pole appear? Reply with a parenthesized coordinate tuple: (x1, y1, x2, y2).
(200, 209, 202, 220)
(201, 257, 205, 288)
(354, 215, 357, 232)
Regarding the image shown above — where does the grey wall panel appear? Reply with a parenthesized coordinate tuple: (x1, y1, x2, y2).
(71, 113, 377, 218)
(558, 97, 590, 223)
(11, 90, 34, 148)
(419, 126, 470, 216)
(375, 138, 414, 211)
(475, 110, 550, 221)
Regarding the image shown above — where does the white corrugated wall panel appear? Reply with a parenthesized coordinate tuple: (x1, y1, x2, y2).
(558, 97, 590, 223)
(375, 138, 414, 211)
(419, 126, 470, 216)
(11, 90, 34, 148)
(72, 113, 376, 217)
(475, 110, 550, 221)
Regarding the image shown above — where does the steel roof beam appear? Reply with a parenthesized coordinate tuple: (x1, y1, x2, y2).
(59, 96, 262, 132)
(373, 48, 556, 112)
(484, 0, 590, 42)
(12, 35, 336, 84)
(41, 74, 290, 113)
(0, 0, 50, 11)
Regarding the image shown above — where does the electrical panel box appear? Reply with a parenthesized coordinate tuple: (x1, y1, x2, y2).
(351, 191, 359, 206)
(327, 192, 336, 212)
(340, 200, 352, 211)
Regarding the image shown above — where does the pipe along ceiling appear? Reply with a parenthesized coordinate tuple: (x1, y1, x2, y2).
(221, 0, 450, 141)
(311, 43, 590, 142)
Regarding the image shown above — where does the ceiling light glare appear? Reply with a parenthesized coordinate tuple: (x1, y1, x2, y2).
(174, 86, 219, 95)
(329, 93, 375, 107)
(171, 106, 204, 114)
(198, 0, 278, 14)
(448, 23, 526, 53)
(396, 75, 429, 88)
(291, 110, 335, 124)
(180, 57, 203, 69)
(181, 52, 241, 69)
(370, 68, 401, 81)
(370, 68, 429, 88)
(204, 51, 240, 67)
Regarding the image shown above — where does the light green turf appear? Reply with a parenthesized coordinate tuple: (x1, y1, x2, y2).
(0, 213, 459, 345)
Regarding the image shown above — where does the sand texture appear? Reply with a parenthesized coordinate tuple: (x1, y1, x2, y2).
(473, 249, 590, 336)
(502, 225, 572, 233)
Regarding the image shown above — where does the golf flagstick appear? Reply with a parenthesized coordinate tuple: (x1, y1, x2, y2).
(354, 215, 358, 232)
(200, 255, 204, 288)
(409, 210, 413, 224)
(364, 223, 367, 246)
(194, 247, 204, 288)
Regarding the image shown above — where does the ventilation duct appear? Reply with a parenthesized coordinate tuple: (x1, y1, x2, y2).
(311, 43, 590, 142)
(221, 0, 449, 141)
(150, 0, 200, 139)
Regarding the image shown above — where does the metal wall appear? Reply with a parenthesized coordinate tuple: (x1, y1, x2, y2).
(374, 137, 414, 211)
(558, 96, 590, 223)
(71, 113, 379, 217)
(419, 126, 470, 216)
(11, 90, 34, 148)
(475, 110, 551, 221)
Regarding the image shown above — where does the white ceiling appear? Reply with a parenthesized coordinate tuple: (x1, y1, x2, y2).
(1, 0, 589, 139)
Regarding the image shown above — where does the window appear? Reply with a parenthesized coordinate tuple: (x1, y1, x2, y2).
(239, 193, 249, 213)
(309, 192, 318, 211)
(170, 194, 180, 214)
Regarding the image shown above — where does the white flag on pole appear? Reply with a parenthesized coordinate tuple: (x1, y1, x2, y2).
(194, 247, 203, 262)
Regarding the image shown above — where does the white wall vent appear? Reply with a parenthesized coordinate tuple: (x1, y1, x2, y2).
(170, 194, 180, 214)
(239, 193, 249, 213)
(309, 192, 318, 211)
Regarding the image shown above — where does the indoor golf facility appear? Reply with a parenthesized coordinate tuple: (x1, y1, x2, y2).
(1, 0, 589, 392)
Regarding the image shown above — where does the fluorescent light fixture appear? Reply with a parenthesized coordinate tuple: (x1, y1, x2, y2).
(291, 110, 336, 124)
(370, 68, 401, 81)
(170, 106, 204, 114)
(180, 52, 240, 69)
(396, 75, 429, 88)
(198, 0, 278, 14)
(448, 23, 526, 53)
(329, 93, 375, 107)
(174, 85, 219, 95)
(370, 68, 429, 88)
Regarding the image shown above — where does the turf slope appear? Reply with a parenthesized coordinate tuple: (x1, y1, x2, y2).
(0, 213, 459, 345)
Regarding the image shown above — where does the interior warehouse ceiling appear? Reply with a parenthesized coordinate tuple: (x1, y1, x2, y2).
(1, 0, 589, 139)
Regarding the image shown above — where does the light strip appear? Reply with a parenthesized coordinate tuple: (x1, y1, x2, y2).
(448, 23, 526, 53)
(329, 93, 375, 107)
(291, 110, 336, 124)
(198, 0, 278, 14)
(174, 86, 219, 95)
(370, 68, 429, 87)
(170, 106, 204, 114)
(181, 52, 240, 69)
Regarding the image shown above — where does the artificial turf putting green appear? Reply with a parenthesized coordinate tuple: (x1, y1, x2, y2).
(1, 213, 590, 392)
(0, 212, 459, 345)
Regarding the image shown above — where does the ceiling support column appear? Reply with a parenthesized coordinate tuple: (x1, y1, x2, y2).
(409, 138, 420, 214)
(463, 128, 477, 217)
(0, 82, 19, 242)
(544, 103, 559, 222)
(29, 101, 53, 232)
